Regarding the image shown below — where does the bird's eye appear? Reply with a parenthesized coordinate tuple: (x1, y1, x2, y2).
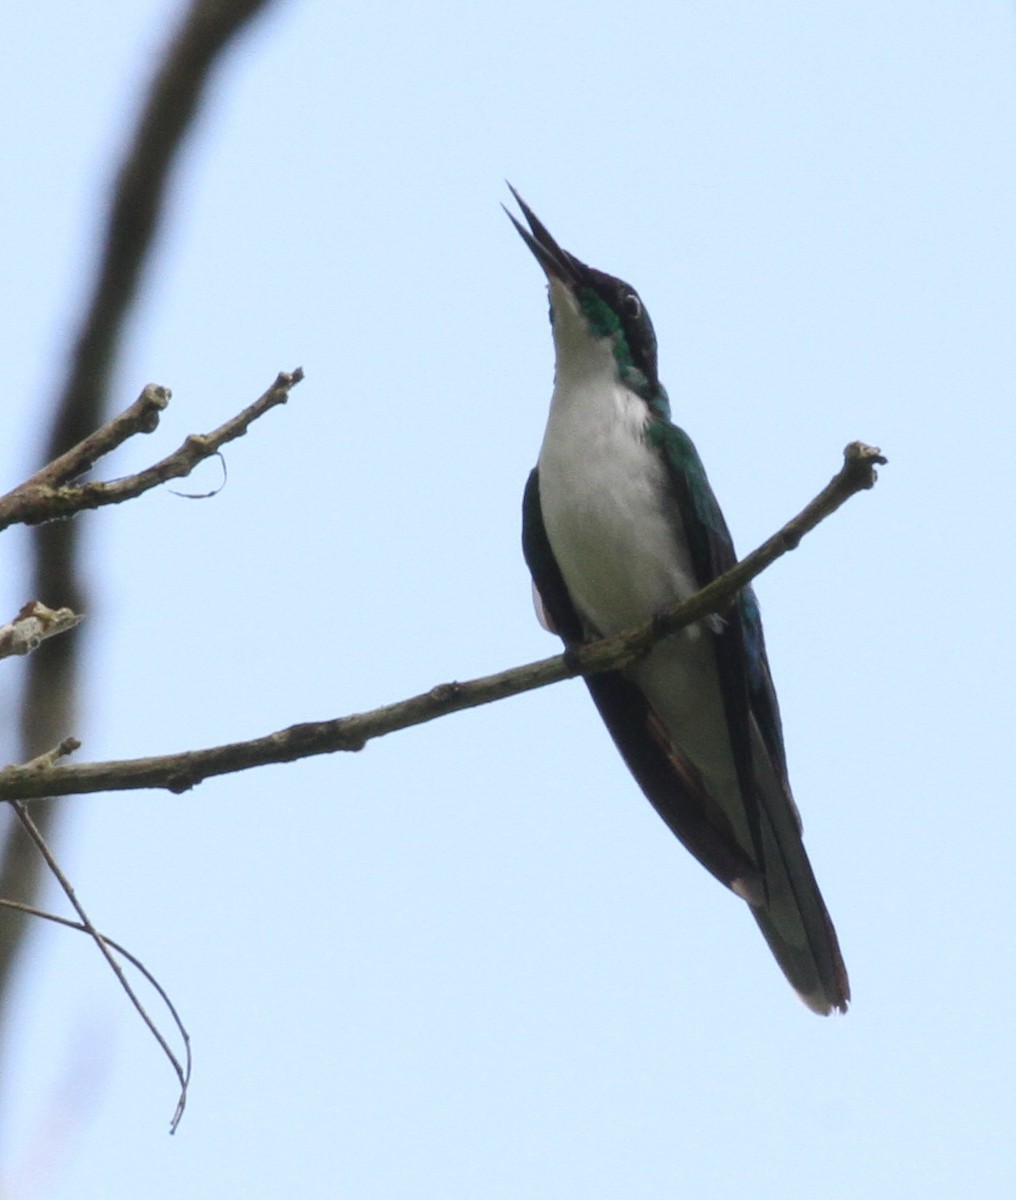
(624, 293, 642, 319)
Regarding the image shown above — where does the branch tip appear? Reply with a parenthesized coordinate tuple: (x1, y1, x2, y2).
(20, 737, 81, 772)
(138, 384, 171, 432)
(842, 441, 887, 490)
(0, 601, 85, 659)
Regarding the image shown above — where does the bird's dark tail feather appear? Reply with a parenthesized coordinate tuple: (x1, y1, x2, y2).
(749, 773, 850, 1014)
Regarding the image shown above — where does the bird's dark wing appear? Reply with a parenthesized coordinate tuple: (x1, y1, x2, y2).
(522, 467, 764, 897)
(649, 420, 849, 1012)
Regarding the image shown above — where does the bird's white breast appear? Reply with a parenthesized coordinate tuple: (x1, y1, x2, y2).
(536, 339, 738, 792)
(537, 364, 698, 638)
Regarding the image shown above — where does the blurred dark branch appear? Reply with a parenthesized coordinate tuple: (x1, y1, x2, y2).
(0, 370, 302, 533)
(1, 0, 281, 1052)
(0, 442, 887, 803)
(61, 0, 277, 434)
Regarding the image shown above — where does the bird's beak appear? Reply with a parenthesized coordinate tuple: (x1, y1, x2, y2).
(504, 185, 583, 288)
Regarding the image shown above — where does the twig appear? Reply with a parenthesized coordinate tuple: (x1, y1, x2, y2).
(0, 371, 302, 532)
(0, 442, 887, 803)
(0, 896, 192, 1133)
(0, 603, 84, 660)
(10, 384, 169, 492)
(17, 738, 82, 772)
(6, 803, 190, 1131)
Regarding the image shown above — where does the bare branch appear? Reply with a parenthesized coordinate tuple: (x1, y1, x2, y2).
(0, 370, 302, 532)
(0, 442, 886, 804)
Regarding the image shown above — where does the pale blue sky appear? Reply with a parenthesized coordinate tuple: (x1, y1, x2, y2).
(3, 2, 1016, 1196)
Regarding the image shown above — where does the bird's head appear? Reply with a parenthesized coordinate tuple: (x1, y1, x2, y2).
(505, 185, 660, 399)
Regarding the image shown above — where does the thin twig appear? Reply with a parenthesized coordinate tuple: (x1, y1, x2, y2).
(0, 896, 192, 1132)
(0, 442, 887, 804)
(0, 371, 302, 532)
(6, 803, 191, 1131)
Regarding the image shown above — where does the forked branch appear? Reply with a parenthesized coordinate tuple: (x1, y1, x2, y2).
(0, 370, 303, 533)
(0, 441, 886, 804)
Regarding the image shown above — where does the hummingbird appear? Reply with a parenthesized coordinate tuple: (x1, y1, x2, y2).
(506, 187, 849, 1014)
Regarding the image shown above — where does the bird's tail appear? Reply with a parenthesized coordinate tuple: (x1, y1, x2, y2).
(748, 758, 850, 1014)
